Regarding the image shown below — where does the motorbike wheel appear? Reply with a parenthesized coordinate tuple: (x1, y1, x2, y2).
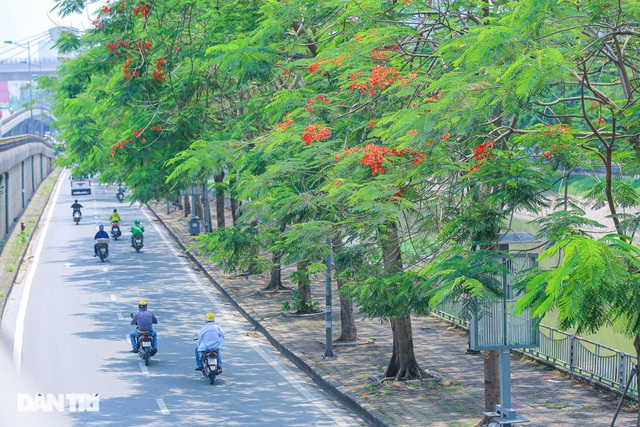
(143, 352, 150, 366)
(135, 245, 141, 253)
(209, 371, 216, 385)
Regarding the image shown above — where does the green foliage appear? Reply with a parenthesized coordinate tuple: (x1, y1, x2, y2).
(281, 289, 321, 314)
(191, 224, 267, 275)
(515, 234, 640, 335)
(341, 271, 430, 320)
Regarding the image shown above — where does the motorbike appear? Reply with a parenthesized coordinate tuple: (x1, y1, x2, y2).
(73, 210, 82, 225)
(95, 238, 109, 262)
(116, 192, 124, 203)
(131, 314, 157, 366)
(133, 235, 144, 253)
(194, 337, 221, 385)
(110, 222, 121, 240)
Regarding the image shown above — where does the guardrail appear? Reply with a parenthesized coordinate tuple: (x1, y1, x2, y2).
(433, 304, 638, 398)
(0, 135, 53, 152)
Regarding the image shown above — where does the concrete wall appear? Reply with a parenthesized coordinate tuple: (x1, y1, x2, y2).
(0, 138, 55, 239)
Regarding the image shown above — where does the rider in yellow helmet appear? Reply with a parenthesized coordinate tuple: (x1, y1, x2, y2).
(195, 312, 224, 372)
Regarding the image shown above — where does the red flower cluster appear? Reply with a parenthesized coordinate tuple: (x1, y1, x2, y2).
(132, 128, 144, 137)
(111, 138, 134, 155)
(277, 114, 294, 131)
(302, 124, 331, 145)
(544, 124, 571, 136)
(473, 141, 495, 161)
(349, 65, 401, 96)
(595, 118, 606, 125)
(152, 57, 166, 82)
(309, 58, 328, 74)
(305, 95, 330, 114)
(542, 144, 567, 158)
(336, 144, 423, 176)
(370, 44, 399, 62)
(134, 2, 150, 17)
(122, 59, 133, 81)
(367, 118, 377, 128)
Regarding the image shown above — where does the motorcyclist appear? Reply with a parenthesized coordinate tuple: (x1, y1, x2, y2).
(130, 219, 144, 247)
(195, 312, 224, 372)
(71, 200, 83, 218)
(93, 225, 110, 257)
(130, 300, 158, 353)
(109, 209, 121, 223)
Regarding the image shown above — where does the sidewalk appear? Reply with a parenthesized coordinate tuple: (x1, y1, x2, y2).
(148, 202, 638, 427)
(0, 168, 62, 317)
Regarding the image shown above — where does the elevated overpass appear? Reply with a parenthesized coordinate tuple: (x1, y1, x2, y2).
(0, 134, 55, 241)
(0, 58, 59, 81)
(0, 108, 54, 137)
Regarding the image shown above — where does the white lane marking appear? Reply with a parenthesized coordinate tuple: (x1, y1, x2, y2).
(156, 398, 170, 414)
(138, 362, 149, 374)
(145, 208, 354, 425)
(117, 313, 124, 321)
(13, 169, 67, 372)
(110, 294, 117, 301)
(64, 263, 71, 268)
(106, 280, 112, 286)
(102, 267, 108, 273)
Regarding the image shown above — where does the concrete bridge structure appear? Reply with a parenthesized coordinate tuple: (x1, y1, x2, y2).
(0, 107, 54, 137)
(0, 134, 55, 241)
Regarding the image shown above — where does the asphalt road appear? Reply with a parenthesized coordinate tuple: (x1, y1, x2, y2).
(0, 174, 364, 427)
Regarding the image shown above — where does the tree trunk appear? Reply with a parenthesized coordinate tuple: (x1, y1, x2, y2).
(476, 350, 501, 427)
(214, 171, 226, 229)
(203, 182, 212, 232)
(195, 194, 204, 220)
(183, 195, 191, 217)
(380, 221, 423, 380)
(332, 235, 357, 342)
(229, 174, 240, 226)
(385, 313, 422, 380)
(296, 260, 314, 313)
(634, 334, 640, 424)
(264, 252, 287, 291)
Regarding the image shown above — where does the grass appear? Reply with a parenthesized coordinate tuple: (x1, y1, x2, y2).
(547, 402, 569, 409)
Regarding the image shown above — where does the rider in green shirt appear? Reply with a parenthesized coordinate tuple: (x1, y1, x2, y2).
(130, 219, 145, 247)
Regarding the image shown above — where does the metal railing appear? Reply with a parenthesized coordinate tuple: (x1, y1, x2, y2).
(433, 304, 638, 398)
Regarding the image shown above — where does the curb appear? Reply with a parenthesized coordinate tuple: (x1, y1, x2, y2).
(0, 168, 63, 320)
(146, 203, 395, 427)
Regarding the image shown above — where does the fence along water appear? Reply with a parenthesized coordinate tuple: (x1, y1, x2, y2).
(434, 302, 638, 398)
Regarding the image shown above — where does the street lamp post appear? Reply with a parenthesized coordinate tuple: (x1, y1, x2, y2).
(3, 40, 33, 131)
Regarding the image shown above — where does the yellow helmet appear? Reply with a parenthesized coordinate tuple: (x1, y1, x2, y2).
(205, 312, 215, 322)
(138, 300, 147, 309)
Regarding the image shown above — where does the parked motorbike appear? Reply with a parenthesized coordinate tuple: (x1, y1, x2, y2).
(133, 235, 144, 253)
(116, 192, 124, 203)
(95, 238, 109, 262)
(131, 314, 157, 366)
(73, 210, 82, 225)
(111, 222, 121, 240)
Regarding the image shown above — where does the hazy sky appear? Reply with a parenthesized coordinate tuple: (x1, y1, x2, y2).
(0, 0, 94, 55)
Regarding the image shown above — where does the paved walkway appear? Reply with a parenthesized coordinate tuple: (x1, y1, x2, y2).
(148, 202, 639, 427)
(1, 178, 638, 426)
